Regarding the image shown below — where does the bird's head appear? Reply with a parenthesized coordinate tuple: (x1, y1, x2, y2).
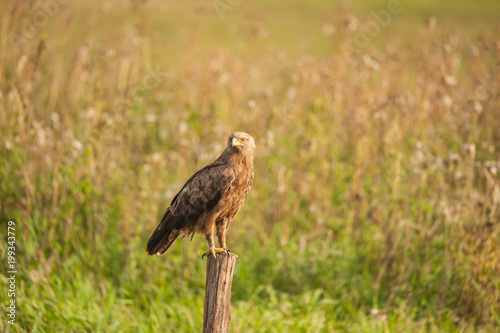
(227, 132, 255, 153)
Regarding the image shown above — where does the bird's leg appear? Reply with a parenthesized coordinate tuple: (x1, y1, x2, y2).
(217, 219, 239, 262)
(202, 229, 228, 260)
(216, 220, 228, 250)
(202, 232, 216, 259)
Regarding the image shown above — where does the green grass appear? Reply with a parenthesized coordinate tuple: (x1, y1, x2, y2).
(1, 0, 500, 332)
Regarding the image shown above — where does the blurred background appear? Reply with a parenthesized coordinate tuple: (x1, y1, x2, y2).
(1, 0, 499, 331)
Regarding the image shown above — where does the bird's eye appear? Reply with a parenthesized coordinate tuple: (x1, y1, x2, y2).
(241, 138, 246, 142)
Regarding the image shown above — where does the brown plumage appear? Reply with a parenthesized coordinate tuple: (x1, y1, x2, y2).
(146, 132, 255, 258)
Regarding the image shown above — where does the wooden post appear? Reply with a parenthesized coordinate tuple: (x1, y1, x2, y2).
(203, 253, 237, 333)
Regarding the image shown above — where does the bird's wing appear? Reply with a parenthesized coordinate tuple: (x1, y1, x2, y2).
(146, 161, 235, 255)
(169, 161, 235, 227)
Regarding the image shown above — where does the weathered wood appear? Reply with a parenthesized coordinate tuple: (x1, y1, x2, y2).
(203, 253, 237, 333)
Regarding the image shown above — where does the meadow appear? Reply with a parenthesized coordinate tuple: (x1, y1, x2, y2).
(1, 0, 499, 332)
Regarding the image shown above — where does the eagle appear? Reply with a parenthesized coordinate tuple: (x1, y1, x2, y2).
(146, 132, 255, 260)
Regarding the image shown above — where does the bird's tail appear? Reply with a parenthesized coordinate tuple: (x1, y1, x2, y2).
(146, 210, 179, 255)
(147, 234, 178, 256)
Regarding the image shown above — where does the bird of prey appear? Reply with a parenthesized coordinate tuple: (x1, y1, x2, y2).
(146, 132, 255, 260)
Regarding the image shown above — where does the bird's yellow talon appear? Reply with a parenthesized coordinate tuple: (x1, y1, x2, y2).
(225, 248, 239, 262)
(202, 248, 239, 261)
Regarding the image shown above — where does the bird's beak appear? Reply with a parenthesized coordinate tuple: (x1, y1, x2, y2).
(232, 138, 243, 147)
